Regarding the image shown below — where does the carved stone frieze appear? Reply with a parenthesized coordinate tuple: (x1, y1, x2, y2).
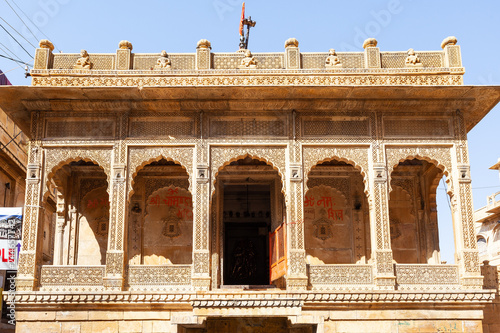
(31, 73, 464, 87)
(128, 265, 192, 286)
(39, 266, 105, 291)
(309, 265, 373, 286)
(395, 265, 459, 285)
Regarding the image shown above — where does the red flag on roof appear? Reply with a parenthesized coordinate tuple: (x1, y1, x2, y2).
(239, 2, 245, 36)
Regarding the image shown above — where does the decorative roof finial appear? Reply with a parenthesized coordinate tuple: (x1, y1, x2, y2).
(238, 2, 256, 50)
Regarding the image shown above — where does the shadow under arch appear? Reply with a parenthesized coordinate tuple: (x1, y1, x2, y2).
(305, 156, 369, 197)
(128, 155, 191, 200)
(44, 157, 110, 199)
(388, 155, 452, 196)
(212, 153, 285, 195)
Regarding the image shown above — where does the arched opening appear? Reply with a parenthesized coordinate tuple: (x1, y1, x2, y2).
(44, 160, 109, 265)
(212, 156, 284, 287)
(127, 158, 192, 265)
(477, 236, 487, 259)
(389, 158, 446, 264)
(304, 160, 371, 265)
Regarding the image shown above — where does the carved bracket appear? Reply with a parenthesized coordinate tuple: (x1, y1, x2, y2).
(27, 164, 40, 182)
(197, 164, 209, 184)
(457, 164, 471, 183)
(373, 164, 387, 182)
(289, 164, 302, 182)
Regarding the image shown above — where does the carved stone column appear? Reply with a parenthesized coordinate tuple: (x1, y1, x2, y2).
(52, 190, 65, 265)
(371, 146, 396, 290)
(104, 114, 128, 290)
(455, 164, 483, 289)
(104, 160, 127, 290)
(16, 142, 44, 291)
(286, 140, 308, 291)
(192, 163, 211, 291)
(453, 111, 482, 289)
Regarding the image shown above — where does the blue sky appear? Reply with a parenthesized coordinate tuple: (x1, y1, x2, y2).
(0, 0, 499, 264)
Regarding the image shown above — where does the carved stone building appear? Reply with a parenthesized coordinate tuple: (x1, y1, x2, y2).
(0, 37, 500, 332)
(475, 159, 500, 333)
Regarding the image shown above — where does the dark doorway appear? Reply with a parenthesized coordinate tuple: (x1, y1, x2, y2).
(223, 184, 271, 285)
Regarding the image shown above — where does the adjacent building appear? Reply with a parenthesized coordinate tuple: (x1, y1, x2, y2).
(0, 36, 500, 332)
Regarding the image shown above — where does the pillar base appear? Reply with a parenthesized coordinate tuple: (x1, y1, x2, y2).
(192, 276, 211, 291)
(460, 276, 484, 290)
(103, 276, 123, 291)
(15, 276, 38, 291)
(286, 276, 308, 291)
(374, 276, 396, 290)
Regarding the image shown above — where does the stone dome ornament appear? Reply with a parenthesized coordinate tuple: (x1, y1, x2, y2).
(284, 38, 299, 48)
(197, 39, 212, 49)
(118, 40, 133, 50)
(39, 39, 54, 51)
(441, 36, 457, 49)
(363, 38, 378, 49)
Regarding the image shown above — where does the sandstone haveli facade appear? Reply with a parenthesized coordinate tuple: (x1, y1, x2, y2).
(0, 36, 500, 332)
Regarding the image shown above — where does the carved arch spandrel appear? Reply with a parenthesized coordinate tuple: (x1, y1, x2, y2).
(128, 146, 194, 198)
(44, 148, 112, 198)
(303, 146, 370, 195)
(385, 146, 453, 195)
(210, 146, 287, 194)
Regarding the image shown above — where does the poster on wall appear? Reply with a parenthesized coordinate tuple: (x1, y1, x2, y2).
(0, 207, 22, 270)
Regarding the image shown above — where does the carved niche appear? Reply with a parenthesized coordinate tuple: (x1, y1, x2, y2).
(142, 186, 193, 265)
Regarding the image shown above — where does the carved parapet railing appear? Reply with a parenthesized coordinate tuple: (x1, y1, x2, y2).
(308, 264, 374, 291)
(39, 265, 105, 292)
(52, 53, 116, 70)
(212, 52, 284, 70)
(132, 53, 196, 70)
(395, 264, 460, 291)
(128, 265, 192, 291)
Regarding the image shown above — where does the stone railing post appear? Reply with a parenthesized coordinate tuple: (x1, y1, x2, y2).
(34, 39, 54, 70)
(196, 39, 211, 70)
(284, 38, 301, 69)
(441, 36, 462, 68)
(363, 38, 381, 69)
(116, 40, 132, 70)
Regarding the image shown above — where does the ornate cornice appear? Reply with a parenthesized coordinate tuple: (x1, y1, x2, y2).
(5, 290, 495, 308)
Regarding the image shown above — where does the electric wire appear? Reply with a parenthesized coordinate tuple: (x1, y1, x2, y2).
(0, 63, 24, 76)
(0, 53, 32, 66)
(3, 0, 39, 45)
(0, 22, 32, 57)
(0, 16, 37, 48)
(0, 58, 33, 77)
(0, 41, 22, 62)
(7, 0, 60, 52)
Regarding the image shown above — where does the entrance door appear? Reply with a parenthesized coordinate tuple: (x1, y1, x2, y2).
(222, 184, 271, 285)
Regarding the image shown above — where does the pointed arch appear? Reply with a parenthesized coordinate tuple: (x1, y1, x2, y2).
(210, 146, 287, 194)
(385, 146, 453, 195)
(128, 155, 191, 200)
(303, 146, 370, 196)
(44, 155, 110, 199)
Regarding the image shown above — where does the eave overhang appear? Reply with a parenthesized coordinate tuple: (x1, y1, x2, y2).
(0, 85, 499, 138)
